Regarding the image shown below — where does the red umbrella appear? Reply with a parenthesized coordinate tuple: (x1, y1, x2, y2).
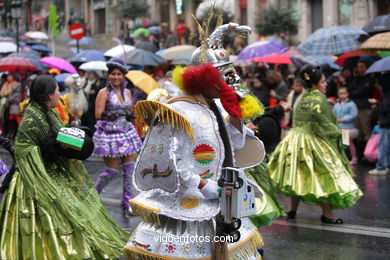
(283, 49, 302, 57)
(335, 50, 378, 66)
(250, 53, 292, 64)
(0, 57, 37, 72)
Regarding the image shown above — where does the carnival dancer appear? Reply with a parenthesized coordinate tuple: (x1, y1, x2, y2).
(0, 75, 128, 259)
(93, 60, 143, 214)
(268, 65, 363, 224)
(124, 17, 266, 260)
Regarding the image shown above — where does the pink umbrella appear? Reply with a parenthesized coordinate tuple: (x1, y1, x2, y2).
(40, 56, 77, 74)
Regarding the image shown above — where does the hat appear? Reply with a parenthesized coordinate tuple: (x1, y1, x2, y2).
(107, 58, 128, 74)
(327, 97, 337, 105)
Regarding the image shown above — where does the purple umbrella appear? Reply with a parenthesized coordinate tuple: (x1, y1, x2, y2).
(40, 56, 77, 74)
(237, 41, 287, 62)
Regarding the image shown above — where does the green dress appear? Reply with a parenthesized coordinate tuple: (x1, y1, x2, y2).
(245, 162, 285, 227)
(268, 89, 362, 208)
(0, 103, 129, 259)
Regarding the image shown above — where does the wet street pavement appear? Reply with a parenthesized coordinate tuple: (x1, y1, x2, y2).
(1, 152, 389, 259)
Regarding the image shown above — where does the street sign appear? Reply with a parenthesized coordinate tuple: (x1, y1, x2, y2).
(69, 23, 85, 40)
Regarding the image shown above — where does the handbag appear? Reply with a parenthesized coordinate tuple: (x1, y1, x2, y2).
(364, 134, 380, 162)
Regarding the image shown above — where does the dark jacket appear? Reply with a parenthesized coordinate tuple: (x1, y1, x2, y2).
(378, 91, 390, 129)
(348, 75, 373, 109)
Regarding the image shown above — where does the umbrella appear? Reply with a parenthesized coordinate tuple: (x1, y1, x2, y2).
(132, 28, 150, 38)
(135, 41, 159, 52)
(290, 55, 321, 68)
(250, 53, 292, 64)
(68, 36, 96, 46)
(160, 45, 196, 60)
(0, 36, 15, 43)
(70, 50, 106, 63)
(148, 26, 162, 35)
(266, 36, 288, 47)
(40, 56, 77, 74)
(29, 59, 49, 71)
(366, 56, 390, 74)
(0, 57, 37, 72)
(79, 61, 108, 71)
(297, 25, 368, 55)
(123, 49, 165, 66)
(155, 49, 166, 56)
(31, 44, 52, 53)
(237, 41, 287, 62)
(172, 51, 193, 65)
(55, 73, 73, 85)
(0, 42, 17, 53)
(104, 44, 135, 58)
(283, 49, 302, 57)
(125, 70, 159, 94)
(360, 32, 390, 50)
(335, 50, 378, 66)
(25, 31, 49, 40)
(378, 51, 390, 58)
(363, 14, 390, 35)
(311, 56, 341, 70)
(9, 50, 41, 60)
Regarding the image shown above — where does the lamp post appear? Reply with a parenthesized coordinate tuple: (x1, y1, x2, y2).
(11, 0, 22, 53)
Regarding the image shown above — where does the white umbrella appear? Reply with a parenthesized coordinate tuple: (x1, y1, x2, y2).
(104, 45, 135, 58)
(0, 42, 17, 53)
(79, 61, 108, 71)
(25, 31, 49, 40)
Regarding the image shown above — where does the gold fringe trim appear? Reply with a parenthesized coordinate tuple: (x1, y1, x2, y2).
(125, 246, 212, 260)
(229, 229, 264, 260)
(134, 100, 194, 141)
(129, 200, 162, 226)
(123, 229, 264, 260)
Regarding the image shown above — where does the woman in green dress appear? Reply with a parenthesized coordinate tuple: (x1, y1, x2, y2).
(268, 65, 362, 224)
(0, 75, 128, 259)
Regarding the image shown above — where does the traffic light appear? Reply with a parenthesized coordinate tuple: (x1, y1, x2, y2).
(49, 5, 59, 37)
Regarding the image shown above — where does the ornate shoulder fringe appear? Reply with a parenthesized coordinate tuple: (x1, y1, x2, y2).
(129, 199, 162, 226)
(134, 100, 194, 141)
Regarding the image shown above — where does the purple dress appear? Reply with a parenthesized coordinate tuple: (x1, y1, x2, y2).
(0, 159, 7, 177)
(93, 84, 142, 157)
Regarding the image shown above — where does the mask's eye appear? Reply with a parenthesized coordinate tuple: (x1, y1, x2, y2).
(225, 72, 235, 85)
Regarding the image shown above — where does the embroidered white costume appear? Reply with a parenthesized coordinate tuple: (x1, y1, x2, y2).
(125, 96, 264, 259)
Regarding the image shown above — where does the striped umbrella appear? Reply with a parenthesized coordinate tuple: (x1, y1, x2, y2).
(360, 32, 390, 50)
(297, 25, 368, 56)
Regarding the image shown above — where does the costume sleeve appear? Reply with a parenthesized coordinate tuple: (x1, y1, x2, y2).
(227, 118, 246, 149)
(170, 128, 201, 189)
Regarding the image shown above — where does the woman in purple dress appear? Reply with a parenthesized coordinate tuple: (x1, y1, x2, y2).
(93, 61, 143, 214)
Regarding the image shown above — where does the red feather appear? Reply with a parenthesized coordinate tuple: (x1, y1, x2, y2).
(182, 63, 221, 94)
(219, 81, 242, 118)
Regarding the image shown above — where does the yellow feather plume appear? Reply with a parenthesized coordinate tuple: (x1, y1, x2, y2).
(240, 94, 264, 119)
(172, 66, 187, 91)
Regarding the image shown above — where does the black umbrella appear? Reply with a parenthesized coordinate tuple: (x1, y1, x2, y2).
(363, 14, 390, 35)
(122, 49, 165, 66)
(135, 41, 159, 52)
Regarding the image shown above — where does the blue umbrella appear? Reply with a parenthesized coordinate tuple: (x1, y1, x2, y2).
(28, 59, 49, 71)
(68, 36, 96, 46)
(366, 56, 390, 74)
(297, 25, 368, 56)
(70, 50, 106, 63)
(55, 73, 73, 90)
(148, 26, 162, 35)
(9, 50, 40, 60)
(311, 56, 341, 70)
(122, 49, 165, 66)
(31, 44, 52, 53)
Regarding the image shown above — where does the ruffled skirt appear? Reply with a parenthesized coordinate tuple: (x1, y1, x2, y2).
(0, 147, 129, 259)
(268, 128, 362, 209)
(245, 162, 285, 227)
(93, 118, 143, 157)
